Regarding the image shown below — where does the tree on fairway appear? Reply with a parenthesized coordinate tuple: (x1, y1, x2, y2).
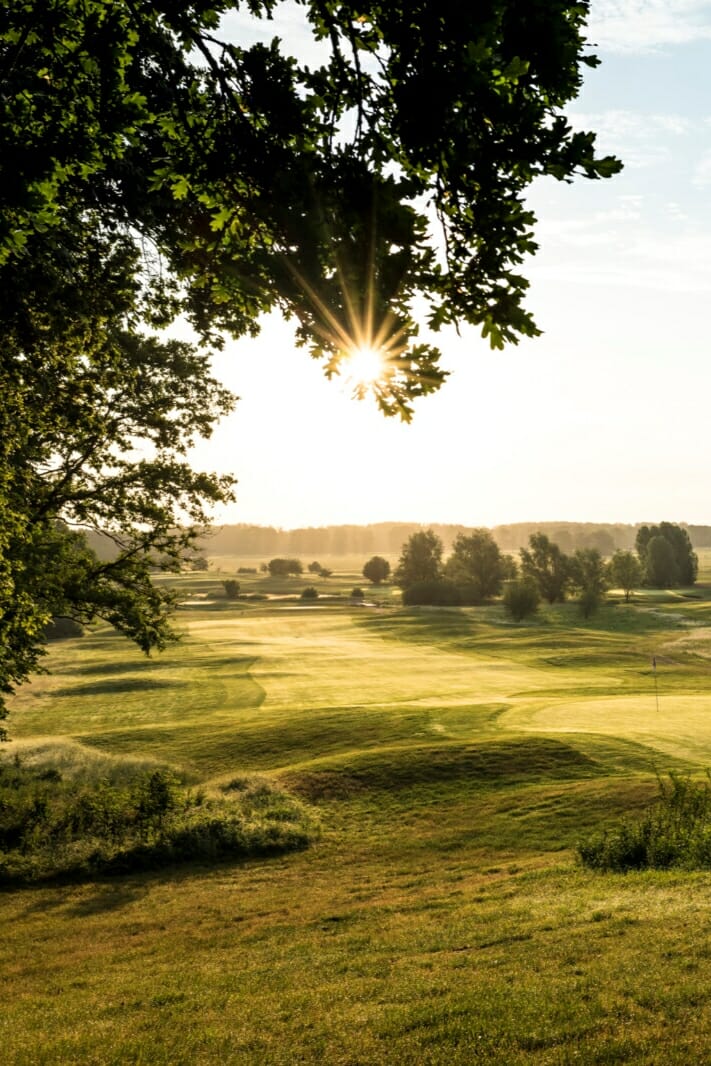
(569, 548, 607, 617)
(635, 523, 697, 587)
(503, 580, 540, 621)
(607, 551, 643, 602)
(445, 529, 507, 602)
(268, 558, 303, 577)
(644, 536, 679, 589)
(520, 533, 570, 604)
(222, 580, 240, 599)
(394, 531, 444, 589)
(0, 2, 619, 720)
(363, 556, 391, 586)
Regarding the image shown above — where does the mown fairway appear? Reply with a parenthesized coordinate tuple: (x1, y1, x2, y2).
(4, 570, 711, 1064)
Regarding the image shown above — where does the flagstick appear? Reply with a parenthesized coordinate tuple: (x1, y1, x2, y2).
(653, 655, 659, 713)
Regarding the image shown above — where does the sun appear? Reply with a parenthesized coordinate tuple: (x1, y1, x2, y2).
(344, 345, 386, 389)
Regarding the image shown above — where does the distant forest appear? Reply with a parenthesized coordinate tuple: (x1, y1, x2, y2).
(82, 522, 711, 563)
(191, 522, 711, 558)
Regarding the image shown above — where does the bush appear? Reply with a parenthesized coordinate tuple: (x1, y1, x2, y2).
(402, 579, 461, 606)
(351, 587, 365, 599)
(301, 586, 318, 600)
(503, 580, 540, 621)
(222, 579, 240, 599)
(237, 567, 257, 574)
(0, 759, 318, 884)
(363, 556, 390, 585)
(268, 557, 302, 577)
(579, 587, 602, 618)
(578, 773, 711, 872)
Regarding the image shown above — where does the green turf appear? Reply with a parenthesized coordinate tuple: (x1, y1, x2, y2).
(4, 574, 711, 1063)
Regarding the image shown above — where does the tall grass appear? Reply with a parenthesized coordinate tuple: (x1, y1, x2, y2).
(579, 772, 711, 871)
(0, 756, 318, 884)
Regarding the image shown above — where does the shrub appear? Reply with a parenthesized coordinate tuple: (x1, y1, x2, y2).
(268, 557, 302, 577)
(503, 580, 540, 621)
(0, 760, 318, 884)
(363, 556, 390, 585)
(237, 567, 257, 574)
(222, 579, 240, 599)
(402, 579, 461, 606)
(301, 586, 318, 600)
(351, 587, 365, 599)
(578, 773, 711, 872)
(579, 587, 602, 618)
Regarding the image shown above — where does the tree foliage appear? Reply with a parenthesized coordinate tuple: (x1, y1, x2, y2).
(2, 1, 618, 416)
(607, 550, 643, 602)
(363, 556, 391, 585)
(394, 530, 444, 589)
(635, 523, 697, 588)
(268, 557, 303, 577)
(569, 548, 607, 616)
(644, 536, 679, 589)
(520, 533, 569, 604)
(503, 579, 540, 621)
(0, 2, 619, 726)
(402, 579, 461, 607)
(0, 225, 235, 736)
(444, 529, 507, 602)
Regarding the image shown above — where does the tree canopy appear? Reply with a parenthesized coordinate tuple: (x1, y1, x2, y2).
(569, 548, 607, 617)
(394, 530, 444, 589)
(363, 556, 390, 585)
(635, 524, 697, 588)
(0, 1, 618, 728)
(3, 1, 618, 414)
(444, 529, 508, 602)
(607, 550, 643, 602)
(520, 533, 569, 604)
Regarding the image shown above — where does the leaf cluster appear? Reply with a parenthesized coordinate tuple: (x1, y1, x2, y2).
(1, 1, 620, 418)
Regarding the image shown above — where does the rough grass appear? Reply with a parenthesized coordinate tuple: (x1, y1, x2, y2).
(0, 753, 317, 884)
(5, 575, 711, 1061)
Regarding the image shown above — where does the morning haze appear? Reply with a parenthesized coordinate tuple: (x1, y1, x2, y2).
(4, 1, 711, 1064)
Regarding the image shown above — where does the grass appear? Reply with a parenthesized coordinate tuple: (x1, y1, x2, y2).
(4, 568, 711, 1061)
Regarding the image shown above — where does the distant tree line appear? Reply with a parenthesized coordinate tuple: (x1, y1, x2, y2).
(393, 521, 699, 620)
(82, 521, 711, 563)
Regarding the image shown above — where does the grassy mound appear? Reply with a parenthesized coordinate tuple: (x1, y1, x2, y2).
(281, 737, 602, 801)
(579, 772, 711, 871)
(0, 756, 318, 884)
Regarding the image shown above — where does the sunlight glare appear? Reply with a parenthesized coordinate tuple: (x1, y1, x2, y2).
(345, 345, 386, 388)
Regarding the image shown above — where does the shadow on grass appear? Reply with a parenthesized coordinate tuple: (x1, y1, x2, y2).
(55, 678, 186, 698)
(279, 736, 603, 802)
(356, 603, 685, 662)
(8, 844, 302, 904)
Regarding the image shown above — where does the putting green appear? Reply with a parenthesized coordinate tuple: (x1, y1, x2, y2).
(501, 693, 711, 763)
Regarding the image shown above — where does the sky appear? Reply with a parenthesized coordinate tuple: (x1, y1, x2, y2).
(188, 1, 711, 530)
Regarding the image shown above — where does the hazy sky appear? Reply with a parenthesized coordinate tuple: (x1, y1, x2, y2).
(190, 1, 711, 530)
